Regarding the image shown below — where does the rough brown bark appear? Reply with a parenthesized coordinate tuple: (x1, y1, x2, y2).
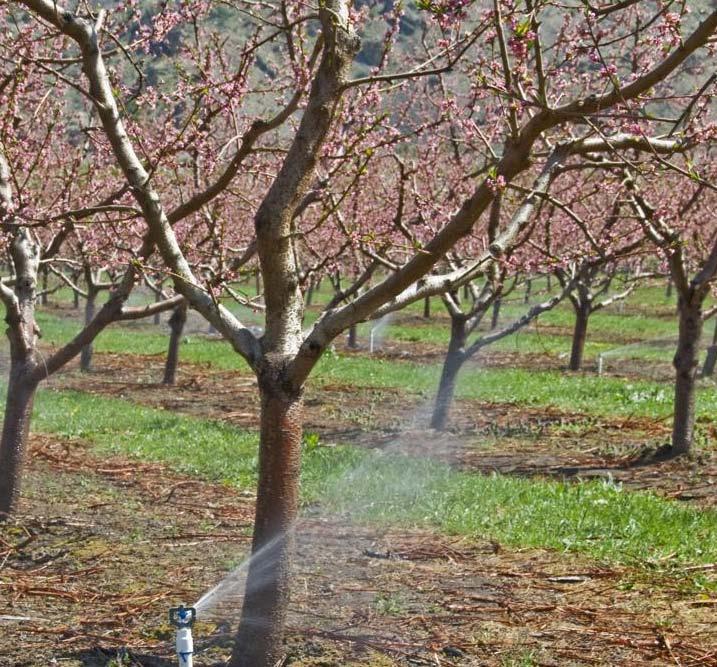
(431, 315, 467, 431)
(672, 299, 703, 455)
(229, 374, 303, 667)
(162, 301, 187, 385)
(0, 369, 37, 517)
(569, 302, 590, 371)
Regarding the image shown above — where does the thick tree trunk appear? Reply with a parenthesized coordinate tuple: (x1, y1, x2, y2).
(162, 301, 187, 385)
(347, 323, 358, 348)
(490, 299, 501, 329)
(80, 289, 97, 372)
(702, 318, 717, 377)
(671, 299, 703, 455)
(0, 367, 37, 517)
(229, 378, 303, 667)
(423, 296, 431, 319)
(569, 303, 590, 371)
(431, 316, 467, 431)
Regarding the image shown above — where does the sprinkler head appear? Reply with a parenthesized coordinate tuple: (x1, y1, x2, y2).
(170, 605, 196, 667)
(169, 604, 196, 628)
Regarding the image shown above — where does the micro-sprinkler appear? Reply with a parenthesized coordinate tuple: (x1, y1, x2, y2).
(169, 605, 196, 667)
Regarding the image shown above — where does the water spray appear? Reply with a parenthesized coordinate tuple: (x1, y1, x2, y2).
(169, 605, 196, 667)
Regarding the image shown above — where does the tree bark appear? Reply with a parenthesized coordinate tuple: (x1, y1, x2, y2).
(0, 368, 37, 517)
(80, 288, 97, 372)
(162, 301, 187, 385)
(569, 302, 590, 371)
(423, 295, 431, 319)
(431, 315, 467, 431)
(524, 279, 532, 304)
(666, 279, 673, 299)
(671, 299, 703, 455)
(229, 376, 303, 667)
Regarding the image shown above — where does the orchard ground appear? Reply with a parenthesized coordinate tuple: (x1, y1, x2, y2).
(2, 281, 717, 666)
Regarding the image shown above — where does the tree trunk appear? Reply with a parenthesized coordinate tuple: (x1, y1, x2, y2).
(671, 299, 703, 455)
(305, 279, 315, 307)
(162, 301, 187, 385)
(666, 279, 673, 299)
(229, 378, 303, 667)
(569, 302, 590, 371)
(153, 287, 162, 325)
(490, 299, 501, 329)
(80, 289, 97, 372)
(546, 275, 552, 292)
(40, 267, 48, 306)
(702, 318, 717, 377)
(73, 284, 80, 309)
(524, 279, 532, 304)
(347, 323, 358, 349)
(0, 368, 37, 517)
(430, 316, 467, 431)
(423, 296, 431, 319)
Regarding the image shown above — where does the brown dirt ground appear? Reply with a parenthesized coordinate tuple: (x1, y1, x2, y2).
(2, 435, 716, 667)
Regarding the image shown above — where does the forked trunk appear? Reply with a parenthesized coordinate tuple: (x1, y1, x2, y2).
(569, 302, 590, 371)
(0, 364, 37, 517)
(229, 376, 303, 667)
(80, 289, 97, 372)
(431, 316, 467, 431)
(162, 301, 187, 385)
(672, 299, 703, 455)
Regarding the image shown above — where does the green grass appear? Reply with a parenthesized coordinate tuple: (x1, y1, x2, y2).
(313, 355, 717, 419)
(32, 305, 717, 421)
(14, 385, 717, 571)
